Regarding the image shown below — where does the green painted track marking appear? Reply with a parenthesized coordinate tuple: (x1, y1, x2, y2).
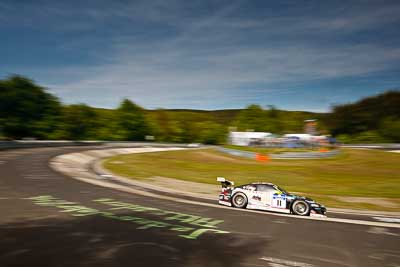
(24, 195, 230, 240)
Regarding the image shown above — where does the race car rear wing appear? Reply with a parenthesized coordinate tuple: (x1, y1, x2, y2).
(217, 177, 234, 188)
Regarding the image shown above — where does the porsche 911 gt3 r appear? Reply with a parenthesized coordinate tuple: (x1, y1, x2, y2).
(217, 177, 326, 217)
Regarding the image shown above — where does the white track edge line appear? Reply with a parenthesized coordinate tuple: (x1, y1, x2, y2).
(71, 175, 400, 229)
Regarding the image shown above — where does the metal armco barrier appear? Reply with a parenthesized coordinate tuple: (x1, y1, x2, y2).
(0, 141, 104, 150)
(0, 141, 205, 151)
(216, 147, 340, 159)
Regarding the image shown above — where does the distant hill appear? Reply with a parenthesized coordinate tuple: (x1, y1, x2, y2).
(147, 108, 325, 125)
(147, 109, 241, 124)
(93, 107, 327, 135)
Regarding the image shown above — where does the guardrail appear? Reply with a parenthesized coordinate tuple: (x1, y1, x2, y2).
(342, 144, 400, 150)
(0, 141, 204, 151)
(0, 140, 105, 150)
(216, 147, 340, 159)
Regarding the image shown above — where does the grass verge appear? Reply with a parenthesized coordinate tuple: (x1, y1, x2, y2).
(103, 148, 400, 211)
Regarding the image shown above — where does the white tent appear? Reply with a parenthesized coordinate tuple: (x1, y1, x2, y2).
(283, 134, 327, 142)
(228, 132, 272, 146)
(284, 134, 313, 142)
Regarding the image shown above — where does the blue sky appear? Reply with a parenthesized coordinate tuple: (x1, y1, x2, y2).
(1, 0, 400, 112)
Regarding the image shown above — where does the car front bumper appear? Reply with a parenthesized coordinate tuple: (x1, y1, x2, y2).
(310, 205, 327, 217)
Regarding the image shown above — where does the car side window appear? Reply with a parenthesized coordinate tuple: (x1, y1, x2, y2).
(242, 184, 256, 191)
(255, 184, 276, 193)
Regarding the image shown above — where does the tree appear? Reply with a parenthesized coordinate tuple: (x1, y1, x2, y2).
(195, 121, 226, 144)
(379, 117, 400, 143)
(0, 75, 61, 139)
(115, 99, 150, 140)
(55, 104, 99, 140)
(234, 104, 267, 132)
(150, 109, 178, 142)
(327, 91, 400, 137)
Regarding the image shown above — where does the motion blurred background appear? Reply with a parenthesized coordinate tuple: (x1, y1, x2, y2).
(0, 75, 399, 144)
(1, 0, 399, 212)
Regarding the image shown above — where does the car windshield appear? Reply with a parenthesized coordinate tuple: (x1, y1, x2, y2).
(274, 185, 288, 194)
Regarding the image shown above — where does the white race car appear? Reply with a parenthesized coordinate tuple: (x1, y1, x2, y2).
(217, 177, 326, 217)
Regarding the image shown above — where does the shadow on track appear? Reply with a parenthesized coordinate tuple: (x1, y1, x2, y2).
(0, 215, 268, 267)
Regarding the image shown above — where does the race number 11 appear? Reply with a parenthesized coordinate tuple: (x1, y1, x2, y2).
(272, 197, 286, 208)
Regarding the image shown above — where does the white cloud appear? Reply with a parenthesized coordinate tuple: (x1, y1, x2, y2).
(4, 0, 400, 110)
(49, 36, 400, 109)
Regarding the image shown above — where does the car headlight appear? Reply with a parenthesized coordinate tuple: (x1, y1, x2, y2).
(311, 203, 320, 207)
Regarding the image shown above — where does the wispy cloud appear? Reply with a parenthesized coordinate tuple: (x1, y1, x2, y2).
(2, 0, 400, 110)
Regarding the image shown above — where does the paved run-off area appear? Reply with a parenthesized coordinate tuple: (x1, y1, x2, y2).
(0, 147, 400, 267)
(103, 148, 400, 211)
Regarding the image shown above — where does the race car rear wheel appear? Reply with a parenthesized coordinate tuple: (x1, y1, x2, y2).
(292, 200, 310, 216)
(232, 193, 247, 208)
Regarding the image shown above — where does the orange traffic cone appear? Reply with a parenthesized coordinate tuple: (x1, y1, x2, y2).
(256, 153, 270, 162)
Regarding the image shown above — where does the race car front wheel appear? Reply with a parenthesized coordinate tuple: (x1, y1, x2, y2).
(292, 200, 310, 216)
(232, 193, 247, 208)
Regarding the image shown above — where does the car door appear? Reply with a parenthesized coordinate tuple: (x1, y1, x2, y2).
(254, 184, 276, 208)
(243, 185, 261, 206)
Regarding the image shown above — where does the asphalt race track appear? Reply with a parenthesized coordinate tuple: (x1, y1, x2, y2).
(0, 147, 399, 267)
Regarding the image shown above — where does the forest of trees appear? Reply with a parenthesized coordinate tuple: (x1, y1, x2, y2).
(1, 75, 399, 143)
(326, 91, 400, 143)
